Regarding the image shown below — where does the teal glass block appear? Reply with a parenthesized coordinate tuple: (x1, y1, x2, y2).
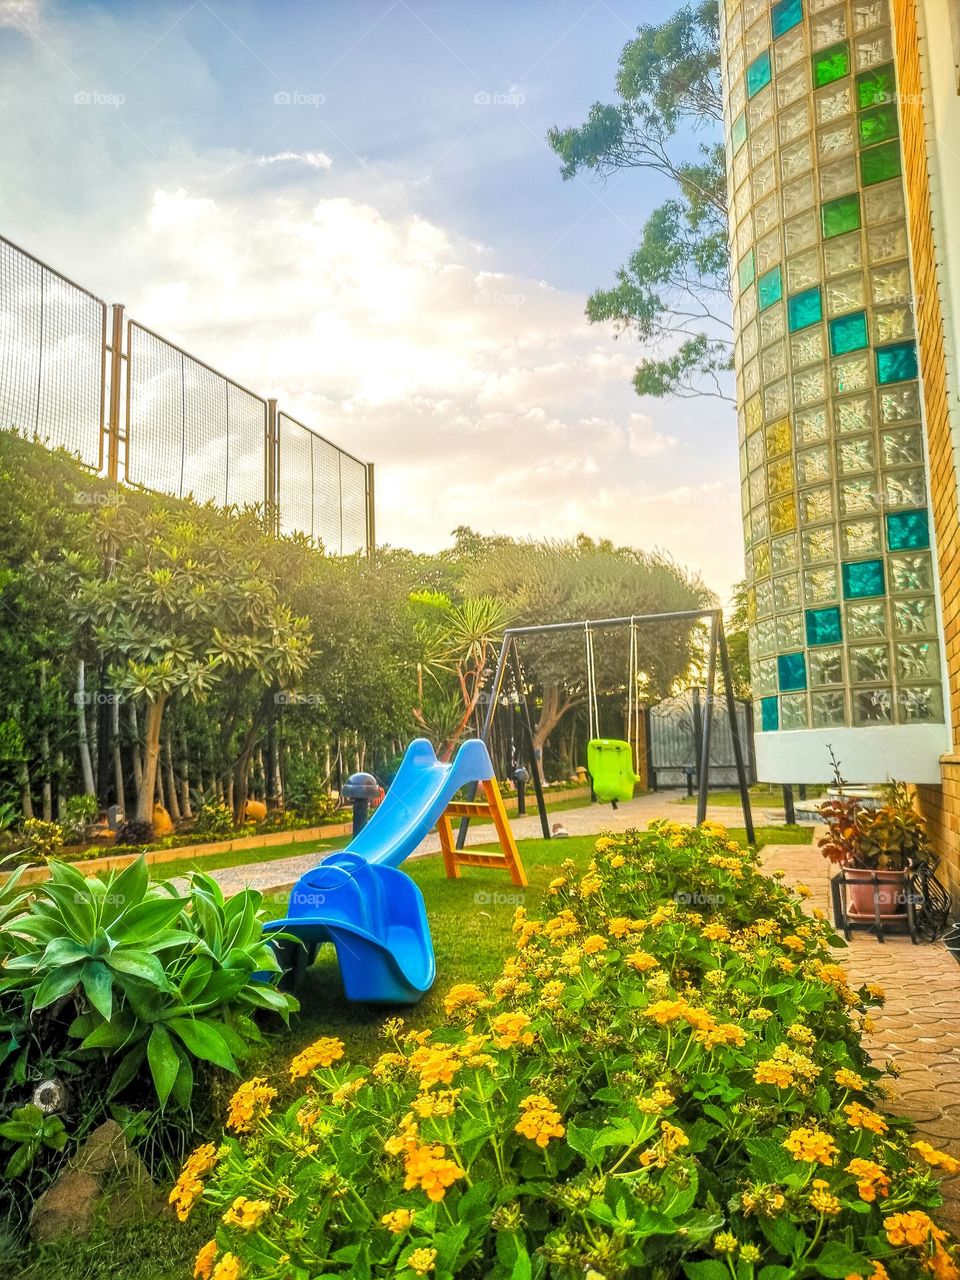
(778, 651, 807, 691)
(886, 509, 930, 551)
(858, 64, 896, 110)
(859, 104, 898, 147)
(761, 695, 779, 732)
(829, 311, 868, 357)
(813, 42, 850, 89)
(732, 111, 748, 154)
(861, 140, 902, 186)
(738, 249, 756, 292)
(876, 341, 918, 384)
(821, 193, 861, 239)
(772, 0, 802, 38)
(806, 606, 842, 647)
(757, 266, 783, 311)
(747, 50, 772, 98)
(843, 558, 886, 599)
(788, 287, 822, 332)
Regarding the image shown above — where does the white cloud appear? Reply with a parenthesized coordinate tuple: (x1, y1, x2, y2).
(254, 150, 333, 171)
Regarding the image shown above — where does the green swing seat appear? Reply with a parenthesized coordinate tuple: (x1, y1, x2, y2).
(587, 738, 638, 807)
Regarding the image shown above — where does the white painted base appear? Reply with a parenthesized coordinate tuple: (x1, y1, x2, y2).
(754, 724, 952, 785)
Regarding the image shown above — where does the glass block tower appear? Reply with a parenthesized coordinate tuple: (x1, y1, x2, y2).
(721, 0, 951, 783)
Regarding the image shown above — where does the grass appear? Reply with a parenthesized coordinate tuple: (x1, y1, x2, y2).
(677, 784, 799, 807)
(17, 821, 816, 1280)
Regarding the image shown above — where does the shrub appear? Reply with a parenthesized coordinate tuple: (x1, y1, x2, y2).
(113, 818, 155, 847)
(60, 793, 98, 844)
(180, 823, 958, 1280)
(20, 819, 63, 861)
(0, 858, 298, 1112)
(194, 802, 235, 839)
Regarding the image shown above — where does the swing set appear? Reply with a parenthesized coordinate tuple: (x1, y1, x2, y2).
(457, 607, 755, 847)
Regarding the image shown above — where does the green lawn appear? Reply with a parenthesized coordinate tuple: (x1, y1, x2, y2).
(18, 822, 816, 1280)
(677, 784, 802, 808)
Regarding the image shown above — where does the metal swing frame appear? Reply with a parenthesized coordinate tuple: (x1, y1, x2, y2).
(456, 607, 755, 847)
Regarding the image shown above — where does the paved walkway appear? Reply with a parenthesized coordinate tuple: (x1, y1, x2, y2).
(762, 840, 960, 1232)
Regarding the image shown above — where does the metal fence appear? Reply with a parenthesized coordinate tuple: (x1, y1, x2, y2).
(0, 233, 373, 551)
(649, 687, 756, 789)
(0, 236, 106, 469)
(277, 412, 369, 553)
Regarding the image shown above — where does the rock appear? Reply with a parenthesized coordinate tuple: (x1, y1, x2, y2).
(29, 1120, 164, 1243)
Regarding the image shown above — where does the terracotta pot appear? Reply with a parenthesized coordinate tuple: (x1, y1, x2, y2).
(844, 867, 910, 918)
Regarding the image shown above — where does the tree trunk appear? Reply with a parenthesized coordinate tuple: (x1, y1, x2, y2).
(112, 695, 126, 816)
(18, 759, 34, 821)
(55, 751, 66, 820)
(40, 665, 52, 821)
(164, 730, 181, 823)
(531, 683, 580, 783)
(135, 696, 166, 824)
(76, 660, 96, 796)
(129, 700, 143, 793)
(179, 731, 192, 819)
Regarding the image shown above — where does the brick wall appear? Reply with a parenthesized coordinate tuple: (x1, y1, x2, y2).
(893, 0, 960, 898)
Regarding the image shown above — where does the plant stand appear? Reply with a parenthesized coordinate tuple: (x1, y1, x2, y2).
(830, 869, 920, 944)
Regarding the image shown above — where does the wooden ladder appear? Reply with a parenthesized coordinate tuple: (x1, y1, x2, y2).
(436, 777, 527, 887)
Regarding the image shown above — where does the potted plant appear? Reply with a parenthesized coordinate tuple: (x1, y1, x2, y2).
(818, 755, 931, 921)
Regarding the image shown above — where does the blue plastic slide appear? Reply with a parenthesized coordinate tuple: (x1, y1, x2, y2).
(265, 738, 495, 1003)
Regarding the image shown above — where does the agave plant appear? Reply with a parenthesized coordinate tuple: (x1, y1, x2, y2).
(0, 859, 296, 1110)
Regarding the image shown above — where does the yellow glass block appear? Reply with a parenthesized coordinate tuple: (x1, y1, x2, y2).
(746, 585, 757, 623)
(768, 459, 794, 496)
(754, 541, 771, 578)
(765, 416, 792, 458)
(770, 494, 798, 534)
(746, 394, 763, 434)
(726, 0, 742, 18)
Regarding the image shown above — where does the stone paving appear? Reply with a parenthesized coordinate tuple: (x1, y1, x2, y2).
(761, 839, 960, 1232)
(194, 793, 960, 1228)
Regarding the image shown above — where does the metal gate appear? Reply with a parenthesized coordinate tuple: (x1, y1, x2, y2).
(649, 687, 756, 789)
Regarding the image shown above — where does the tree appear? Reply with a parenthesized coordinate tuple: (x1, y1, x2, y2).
(547, 2, 731, 401)
(55, 499, 312, 826)
(460, 534, 711, 770)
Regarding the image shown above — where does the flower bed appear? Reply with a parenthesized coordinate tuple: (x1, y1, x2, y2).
(175, 822, 959, 1280)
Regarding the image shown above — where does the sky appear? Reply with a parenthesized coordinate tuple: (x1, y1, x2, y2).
(0, 0, 744, 602)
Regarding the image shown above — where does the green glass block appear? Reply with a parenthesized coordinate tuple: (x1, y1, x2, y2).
(747, 50, 772, 98)
(732, 111, 748, 154)
(859, 104, 898, 147)
(876, 340, 918, 384)
(772, 0, 802, 38)
(821, 193, 861, 239)
(858, 64, 896, 110)
(860, 140, 902, 186)
(829, 311, 868, 357)
(813, 42, 850, 89)
(842, 558, 886, 599)
(778, 651, 807, 691)
(787, 287, 822, 332)
(757, 265, 783, 311)
(761, 695, 779, 732)
(805, 606, 842, 647)
(886, 509, 930, 551)
(738, 248, 756, 292)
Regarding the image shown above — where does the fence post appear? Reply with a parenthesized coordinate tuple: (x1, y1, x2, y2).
(365, 462, 376, 557)
(266, 399, 278, 533)
(106, 304, 124, 482)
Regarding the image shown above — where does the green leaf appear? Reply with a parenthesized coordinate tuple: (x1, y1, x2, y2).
(102, 857, 149, 925)
(167, 1018, 237, 1072)
(110, 896, 185, 944)
(146, 1025, 179, 1107)
(106, 949, 169, 989)
(107, 1044, 147, 1098)
(683, 1262, 729, 1280)
(80, 960, 113, 1021)
(811, 1243, 872, 1278)
(4, 1141, 38, 1179)
(33, 963, 82, 1010)
(170, 1046, 195, 1111)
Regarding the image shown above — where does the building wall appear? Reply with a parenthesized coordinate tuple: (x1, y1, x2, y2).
(892, 0, 960, 897)
(721, 0, 951, 788)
